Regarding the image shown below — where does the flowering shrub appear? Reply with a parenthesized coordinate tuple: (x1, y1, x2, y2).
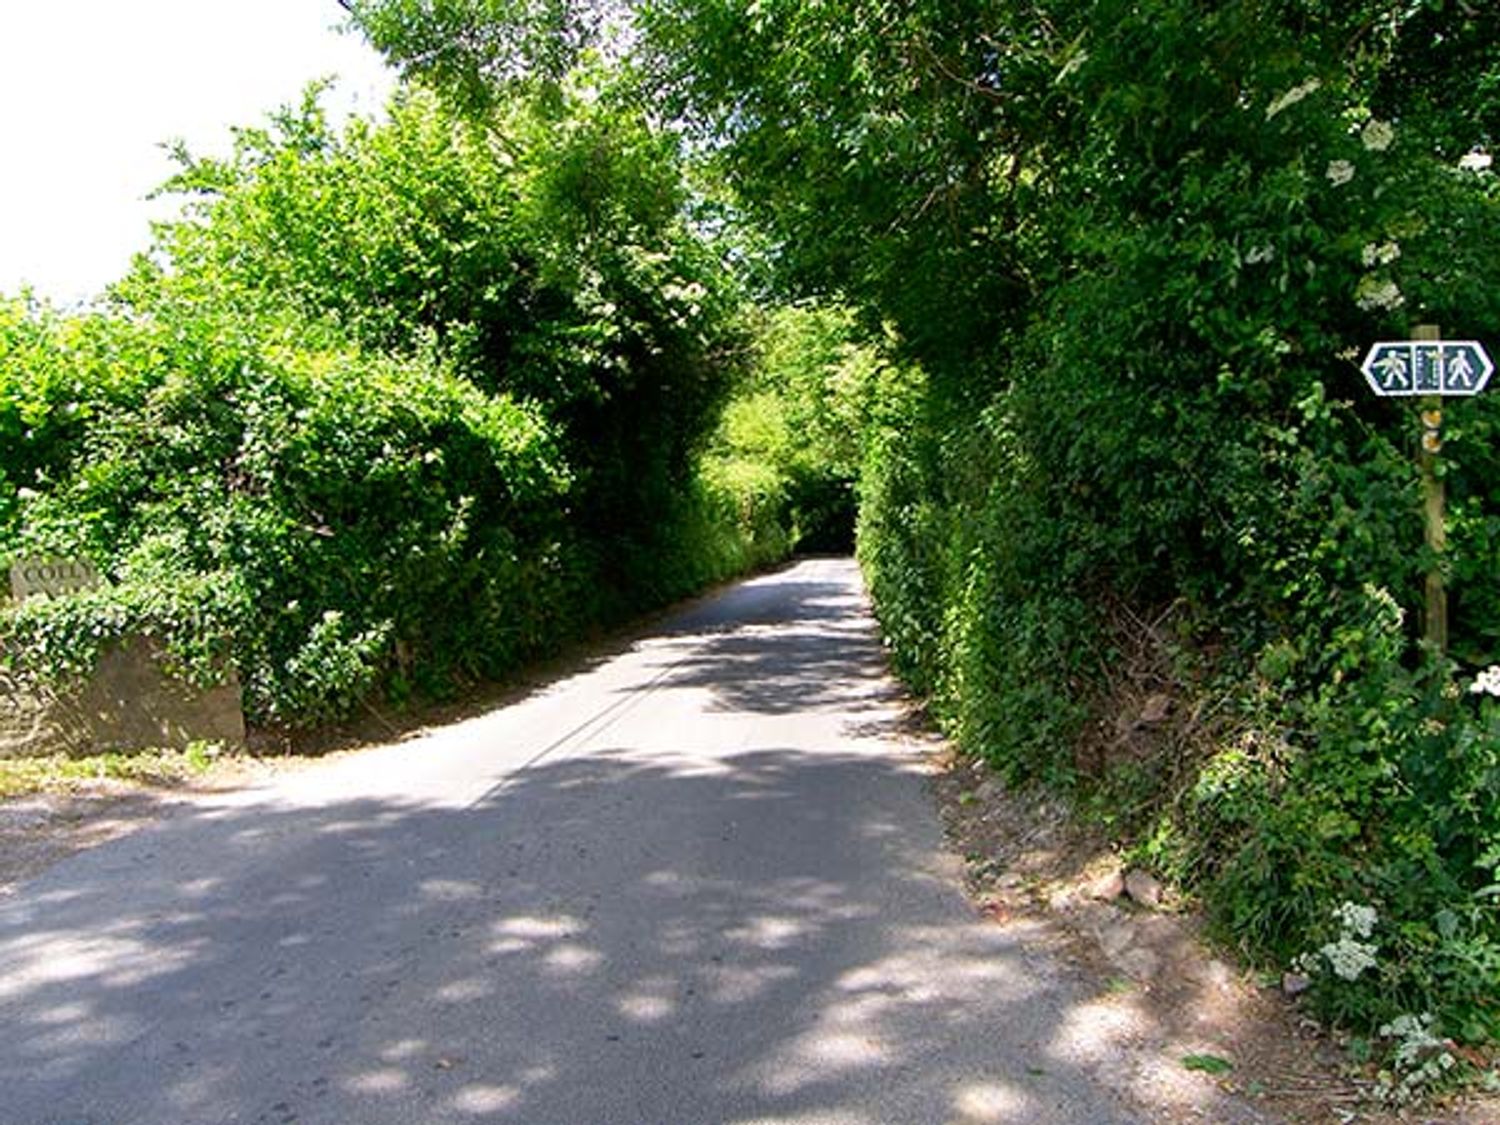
(1377, 1013, 1459, 1104)
(1298, 902, 1380, 982)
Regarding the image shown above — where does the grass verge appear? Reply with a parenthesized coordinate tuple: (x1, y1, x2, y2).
(0, 742, 228, 800)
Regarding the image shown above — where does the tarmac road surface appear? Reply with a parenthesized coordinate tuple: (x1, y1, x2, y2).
(0, 558, 1150, 1124)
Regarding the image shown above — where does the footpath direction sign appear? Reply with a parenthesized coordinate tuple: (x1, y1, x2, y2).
(1360, 328, 1494, 656)
(1360, 340, 1493, 397)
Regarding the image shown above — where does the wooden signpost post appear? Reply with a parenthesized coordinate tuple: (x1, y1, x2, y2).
(1360, 328, 1495, 653)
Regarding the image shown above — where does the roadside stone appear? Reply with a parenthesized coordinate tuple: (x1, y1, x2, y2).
(1281, 972, 1312, 997)
(1074, 902, 1134, 957)
(1124, 869, 1164, 909)
(1097, 917, 1136, 958)
(1048, 885, 1080, 912)
(1085, 866, 1126, 902)
(1140, 692, 1172, 724)
(1117, 946, 1161, 981)
(975, 778, 1007, 804)
(1201, 959, 1234, 993)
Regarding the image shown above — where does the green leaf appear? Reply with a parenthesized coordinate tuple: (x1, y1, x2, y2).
(1181, 1054, 1234, 1076)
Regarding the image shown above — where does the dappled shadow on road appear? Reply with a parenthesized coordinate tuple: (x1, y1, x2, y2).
(655, 567, 866, 637)
(0, 745, 1216, 1125)
(0, 557, 1269, 1123)
(644, 568, 906, 720)
(651, 616, 902, 718)
(245, 560, 890, 758)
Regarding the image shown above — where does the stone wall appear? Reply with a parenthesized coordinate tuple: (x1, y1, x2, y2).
(0, 636, 244, 759)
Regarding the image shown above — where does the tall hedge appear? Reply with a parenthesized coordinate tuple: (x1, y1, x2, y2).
(1, 82, 781, 725)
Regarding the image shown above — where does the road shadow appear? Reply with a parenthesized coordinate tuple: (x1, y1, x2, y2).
(249, 559, 831, 759)
(0, 558, 1269, 1124)
(640, 565, 906, 721)
(0, 745, 1205, 1125)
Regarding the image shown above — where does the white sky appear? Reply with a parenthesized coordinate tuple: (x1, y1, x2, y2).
(0, 1, 395, 304)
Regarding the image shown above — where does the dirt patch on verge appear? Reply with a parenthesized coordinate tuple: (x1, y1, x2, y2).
(929, 742, 1499, 1125)
(0, 754, 316, 896)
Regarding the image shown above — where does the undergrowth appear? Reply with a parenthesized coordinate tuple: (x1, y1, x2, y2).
(0, 742, 227, 800)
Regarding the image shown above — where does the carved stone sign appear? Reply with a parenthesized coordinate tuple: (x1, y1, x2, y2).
(9, 556, 102, 603)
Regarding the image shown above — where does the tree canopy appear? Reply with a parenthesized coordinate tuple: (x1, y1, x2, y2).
(346, 0, 1500, 1062)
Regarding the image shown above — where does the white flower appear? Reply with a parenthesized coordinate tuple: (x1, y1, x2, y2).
(1379, 1012, 1445, 1066)
(1361, 241, 1401, 267)
(1326, 159, 1356, 186)
(1470, 665, 1500, 697)
(1363, 583, 1406, 628)
(1376, 1015, 1457, 1106)
(1244, 243, 1276, 265)
(1266, 78, 1322, 119)
(1361, 119, 1395, 152)
(1301, 901, 1382, 981)
(1333, 900, 1378, 938)
(1355, 276, 1404, 311)
(1322, 935, 1379, 980)
(1459, 150, 1494, 172)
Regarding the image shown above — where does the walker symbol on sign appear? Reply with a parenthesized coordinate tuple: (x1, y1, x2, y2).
(1360, 341, 1494, 397)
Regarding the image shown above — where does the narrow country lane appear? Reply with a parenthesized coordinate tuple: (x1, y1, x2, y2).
(5, 559, 1165, 1124)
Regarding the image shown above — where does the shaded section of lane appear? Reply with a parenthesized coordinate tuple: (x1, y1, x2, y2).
(0, 559, 1160, 1124)
(1, 754, 1122, 1125)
